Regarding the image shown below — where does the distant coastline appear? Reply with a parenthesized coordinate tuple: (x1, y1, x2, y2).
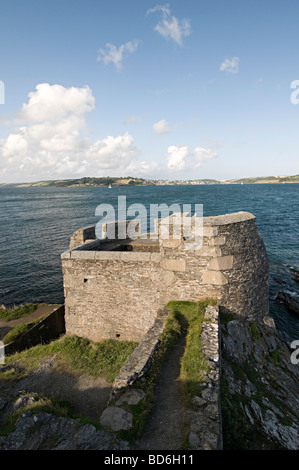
(1, 174, 299, 188)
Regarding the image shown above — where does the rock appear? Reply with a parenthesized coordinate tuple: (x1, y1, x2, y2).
(100, 406, 133, 431)
(0, 411, 130, 450)
(13, 396, 36, 413)
(276, 291, 299, 315)
(221, 314, 299, 450)
(115, 388, 146, 406)
(291, 267, 299, 283)
(0, 397, 8, 411)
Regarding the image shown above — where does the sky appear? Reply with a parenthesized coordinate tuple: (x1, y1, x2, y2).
(0, 0, 299, 183)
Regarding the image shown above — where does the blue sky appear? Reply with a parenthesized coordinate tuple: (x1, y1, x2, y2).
(0, 0, 299, 183)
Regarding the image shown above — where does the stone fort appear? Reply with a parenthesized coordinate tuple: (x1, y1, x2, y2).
(61, 211, 269, 343)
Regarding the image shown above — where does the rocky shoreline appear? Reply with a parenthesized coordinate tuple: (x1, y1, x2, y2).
(221, 310, 299, 449)
(275, 267, 299, 317)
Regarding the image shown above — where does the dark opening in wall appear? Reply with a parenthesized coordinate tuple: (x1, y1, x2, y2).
(84, 278, 88, 283)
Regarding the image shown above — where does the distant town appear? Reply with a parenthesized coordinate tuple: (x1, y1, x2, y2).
(1, 174, 299, 188)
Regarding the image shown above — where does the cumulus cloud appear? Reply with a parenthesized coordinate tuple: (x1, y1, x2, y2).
(0, 83, 144, 183)
(146, 3, 191, 46)
(16, 83, 95, 123)
(166, 145, 217, 171)
(220, 57, 240, 74)
(153, 119, 170, 134)
(97, 39, 140, 71)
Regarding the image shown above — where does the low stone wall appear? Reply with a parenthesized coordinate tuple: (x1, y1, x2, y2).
(101, 305, 222, 449)
(110, 308, 169, 401)
(4, 306, 65, 356)
(188, 304, 222, 450)
(70, 225, 96, 250)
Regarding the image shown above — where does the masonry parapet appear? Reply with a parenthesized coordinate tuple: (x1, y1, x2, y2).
(61, 211, 269, 343)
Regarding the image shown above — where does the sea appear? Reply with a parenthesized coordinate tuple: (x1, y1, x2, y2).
(0, 183, 299, 340)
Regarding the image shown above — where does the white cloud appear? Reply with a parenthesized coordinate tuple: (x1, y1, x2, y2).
(86, 133, 139, 170)
(123, 115, 143, 125)
(17, 83, 95, 122)
(166, 145, 189, 170)
(153, 119, 170, 134)
(97, 39, 140, 71)
(166, 145, 217, 171)
(0, 83, 144, 183)
(126, 160, 161, 175)
(220, 57, 240, 74)
(146, 3, 191, 46)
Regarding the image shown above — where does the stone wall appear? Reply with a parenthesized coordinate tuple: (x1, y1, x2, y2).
(69, 225, 96, 250)
(99, 304, 222, 449)
(188, 304, 222, 450)
(61, 211, 269, 342)
(5, 306, 65, 356)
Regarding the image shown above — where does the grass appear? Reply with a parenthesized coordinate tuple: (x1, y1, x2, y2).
(114, 298, 217, 442)
(0, 303, 39, 321)
(1, 334, 138, 383)
(1, 299, 216, 444)
(176, 300, 213, 399)
(0, 393, 76, 436)
(2, 314, 48, 345)
(0, 335, 138, 438)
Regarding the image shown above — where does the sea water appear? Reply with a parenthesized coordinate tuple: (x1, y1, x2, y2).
(0, 183, 298, 339)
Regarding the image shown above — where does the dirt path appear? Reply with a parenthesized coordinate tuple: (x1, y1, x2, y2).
(135, 329, 190, 450)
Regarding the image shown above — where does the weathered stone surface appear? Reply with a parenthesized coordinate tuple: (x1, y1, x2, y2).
(120, 252, 151, 262)
(161, 258, 186, 272)
(100, 406, 133, 431)
(62, 211, 269, 342)
(70, 250, 95, 260)
(188, 305, 222, 451)
(202, 226, 218, 237)
(221, 314, 299, 450)
(208, 255, 234, 271)
(202, 271, 228, 286)
(110, 308, 169, 399)
(94, 251, 121, 260)
(195, 246, 222, 258)
(276, 291, 299, 316)
(0, 410, 130, 450)
(115, 389, 146, 406)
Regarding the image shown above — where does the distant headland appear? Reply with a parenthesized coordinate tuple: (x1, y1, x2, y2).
(1, 174, 299, 188)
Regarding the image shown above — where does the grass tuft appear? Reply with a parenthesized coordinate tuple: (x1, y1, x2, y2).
(1, 335, 138, 383)
(2, 315, 48, 344)
(0, 303, 39, 321)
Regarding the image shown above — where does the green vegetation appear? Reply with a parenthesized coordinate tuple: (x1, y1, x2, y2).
(249, 321, 261, 342)
(168, 300, 216, 400)
(0, 303, 38, 321)
(115, 299, 217, 442)
(0, 335, 138, 438)
(229, 174, 299, 184)
(14, 176, 150, 188)
(0, 393, 77, 436)
(2, 173, 299, 188)
(2, 314, 48, 344)
(1, 335, 138, 383)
